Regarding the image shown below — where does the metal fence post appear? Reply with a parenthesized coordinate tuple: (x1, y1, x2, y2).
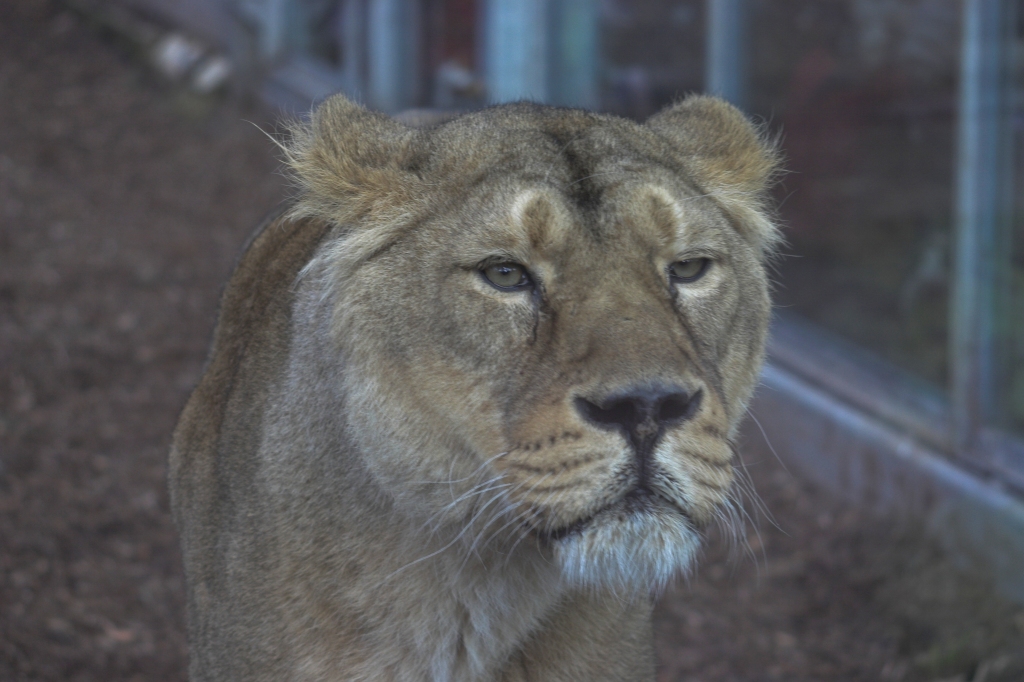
(482, 0, 550, 103)
(549, 0, 599, 109)
(951, 0, 1016, 452)
(367, 0, 418, 111)
(705, 0, 747, 108)
(340, 0, 366, 100)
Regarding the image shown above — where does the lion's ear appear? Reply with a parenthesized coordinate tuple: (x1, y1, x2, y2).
(284, 94, 425, 226)
(646, 95, 781, 254)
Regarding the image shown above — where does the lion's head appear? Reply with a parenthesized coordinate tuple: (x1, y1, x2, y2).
(284, 95, 779, 592)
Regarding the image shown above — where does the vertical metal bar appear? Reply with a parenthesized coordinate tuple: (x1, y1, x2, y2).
(705, 0, 747, 108)
(261, 0, 290, 59)
(482, 0, 549, 103)
(341, 0, 366, 99)
(368, 0, 416, 111)
(1005, 3, 1024, 440)
(951, 0, 1014, 452)
(549, 0, 599, 109)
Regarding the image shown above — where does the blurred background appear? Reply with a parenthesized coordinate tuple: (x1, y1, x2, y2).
(114, 0, 1024, 470)
(1, 0, 1024, 680)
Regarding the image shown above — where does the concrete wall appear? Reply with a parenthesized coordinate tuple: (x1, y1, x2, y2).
(746, 362, 1024, 604)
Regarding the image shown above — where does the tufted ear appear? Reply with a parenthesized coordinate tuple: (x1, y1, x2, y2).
(283, 94, 426, 227)
(646, 95, 781, 254)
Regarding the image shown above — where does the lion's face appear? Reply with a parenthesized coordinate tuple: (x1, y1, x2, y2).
(287, 97, 778, 591)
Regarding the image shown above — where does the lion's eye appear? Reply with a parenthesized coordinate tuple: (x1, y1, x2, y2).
(669, 258, 710, 283)
(481, 262, 531, 290)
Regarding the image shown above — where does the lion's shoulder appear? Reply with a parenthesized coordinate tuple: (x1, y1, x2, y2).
(169, 207, 331, 530)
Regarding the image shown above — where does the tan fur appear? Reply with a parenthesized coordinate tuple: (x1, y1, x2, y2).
(170, 94, 780, 681)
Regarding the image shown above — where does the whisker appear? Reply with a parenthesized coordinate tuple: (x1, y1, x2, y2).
(454, 478, 538, 576)
(502, 477, 574, 568)
(704, 444, 779, 580)
(731, 439, 782, 533)
(474, 472, 558, 562)
(565, 170, 619, 187)
(382, 479, 517, 585)
(447, 452, 458, 503)
(747, 411, 791, 475)
(450, 475, 553, 582)
(405, 450, 510, 486)
(418, 476, 512, 536)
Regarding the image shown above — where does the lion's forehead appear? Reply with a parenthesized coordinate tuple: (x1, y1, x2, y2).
(421, 115, 740, 261)
(441, 174, 733, 270)
(431, 113, 674, 195)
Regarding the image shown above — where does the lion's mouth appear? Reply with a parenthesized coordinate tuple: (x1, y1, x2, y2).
(539, 487, 692, 542)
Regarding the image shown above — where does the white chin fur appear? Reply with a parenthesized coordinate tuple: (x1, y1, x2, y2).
(553, 505, 700, 595)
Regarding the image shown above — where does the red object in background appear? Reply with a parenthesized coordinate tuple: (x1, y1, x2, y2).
(428, 0, 477, 72)
(781, 45, 908, 241)
(438, 0, 473, 69)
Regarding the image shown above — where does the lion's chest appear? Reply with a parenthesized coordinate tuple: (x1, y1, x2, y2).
(283, 552, 566, 682)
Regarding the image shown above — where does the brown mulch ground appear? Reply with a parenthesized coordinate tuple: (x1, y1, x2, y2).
(1, 2, 1022, 681)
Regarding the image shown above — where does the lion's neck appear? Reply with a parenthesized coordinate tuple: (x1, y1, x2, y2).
(368, 523, 567, 680)
(264, 407, 569, 680)
(272, 464, 569, 680)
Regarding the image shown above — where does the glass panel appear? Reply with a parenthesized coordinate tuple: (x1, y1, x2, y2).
(282, 0, 967, 393)
(298, 0, 345, 66)
(425, 0, 482, 109)
(745, 0, 959, 388)
(1008, 200, 1024, 437)
(598, 0, 705, 120)
(1001, 10, 1024, 437)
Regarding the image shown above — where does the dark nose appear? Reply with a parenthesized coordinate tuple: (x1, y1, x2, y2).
(574, 385, 701, 452)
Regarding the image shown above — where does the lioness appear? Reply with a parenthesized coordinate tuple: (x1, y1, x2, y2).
(170, 94, 779, 681)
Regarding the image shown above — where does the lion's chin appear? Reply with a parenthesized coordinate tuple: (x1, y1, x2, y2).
(550, 496, 700, 595)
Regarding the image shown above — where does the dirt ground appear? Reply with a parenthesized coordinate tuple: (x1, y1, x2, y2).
(1, 2, 1023, 681)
